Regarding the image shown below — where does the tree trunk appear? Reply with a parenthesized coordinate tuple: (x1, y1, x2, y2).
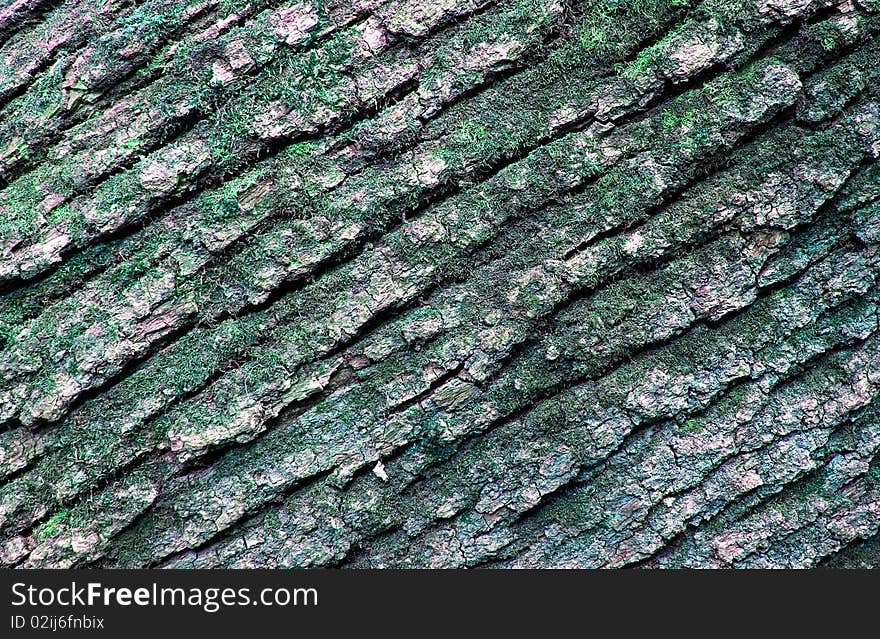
(1, 0, 879, 568)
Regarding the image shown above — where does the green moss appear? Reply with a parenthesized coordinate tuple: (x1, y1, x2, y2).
(285, 141, 320, 159)
(114, 8, 181, 49)
(679, 418, 704, 433)
(550, 0, 693, 74)
(0, 173, 52, 240)
(448, 121, 499, 164)
(206, 30, 353, 169)
(622, 48, 656, 81)
(539, 486, 593, 527)
(121, 137, 143, 151)
(35, 510, 69, 542)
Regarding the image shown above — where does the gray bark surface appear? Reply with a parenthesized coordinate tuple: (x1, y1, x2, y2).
(0, 0, 879, 568)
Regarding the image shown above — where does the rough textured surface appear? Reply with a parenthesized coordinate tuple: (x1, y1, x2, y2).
(0, 0, 879, 568)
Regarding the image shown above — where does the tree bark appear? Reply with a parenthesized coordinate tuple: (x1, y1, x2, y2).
(0, 0, 879, 568)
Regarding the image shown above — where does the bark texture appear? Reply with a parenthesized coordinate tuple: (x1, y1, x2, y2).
(0, 0, 879, 568)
